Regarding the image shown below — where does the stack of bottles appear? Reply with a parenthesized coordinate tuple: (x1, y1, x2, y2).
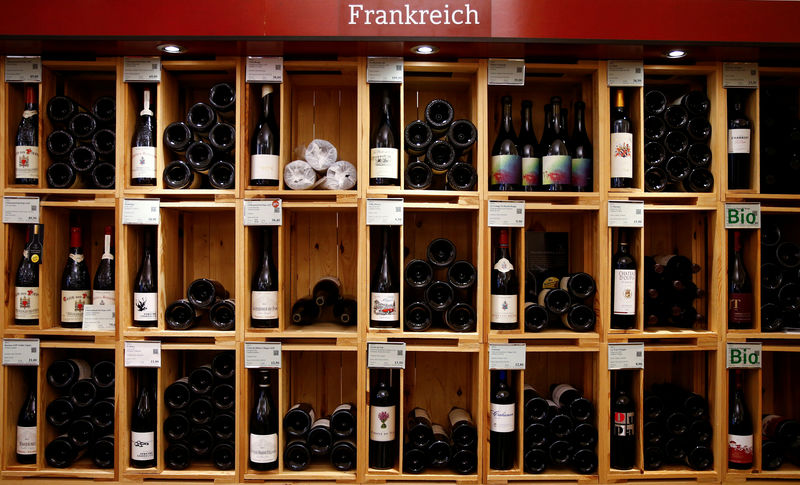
(404, 99, 478, 191)
(162, 83, 236, 189)
(762, 414, 800, 470)
(45, 94, 116, 189)
(290, 277, 357, 326)
(283, 402, 358, 471)
(524, 273, 597, 333)
(760, 220, 800, 332)
(163, 352, 236, 470)
(642, 383, 713, 471)
(165, 278, 235, 331)
(522, 384, 598, 475)
(404, 238, 477, 332)
(284, 139, 357, 190)
(644, 254, 705, 328)
(404, 407, 478, 475)
(759, 86, 800, 194)
(43, 358, 115, 468)
(643, 89, 714, 192)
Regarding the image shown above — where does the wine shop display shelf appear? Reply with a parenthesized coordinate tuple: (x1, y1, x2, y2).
(608, 192, 718, 210)
(488, 332, 601, 350)
(486, 470, 599, 483)
(486, 192, 603, 210)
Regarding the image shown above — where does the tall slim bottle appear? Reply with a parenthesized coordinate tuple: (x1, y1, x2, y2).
(729, 231, 752, 329)
(92, 226, 115, 308)
(542, 96, 572, 191)
(250, 85, 280, 186)
(252, 227, 279, 328)
(490, 370, 516, 470)
(250, 370, 278, 470)
(490, 96, 521, 191)
(131, 89, 156, 186)
(518, 100, 540, 191)
(728, 96, 751, 190)
(611, 231, 636, 329)
(16, 368, 37, 464)
(370, 227, 399, 328)
(15, 85, 39, 185)
(369, 369, 396, 469)
(611, 89, 634, 188)
(61, 227, 90, 328)
(611, 371, 635, 469)
(133, 229, 157, 327)
(370, 88, 399, 186)
(572, 101, 593, 192)
(491, 229, 518, 330)
(728, 370, 753, 469)
(131, 370, 156, 468)
(14, 224, 40, 325)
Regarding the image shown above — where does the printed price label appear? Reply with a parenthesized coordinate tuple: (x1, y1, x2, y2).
(125, 341, 161, 368)
(725, 203, 761, 229)
(489, 343, 526, 370)
(367, 57, 403, 83)
(82, 305, 115, 332)
(122, 198, 160, 225)
(246, 56, 284, 83)
(727, 343, 761, 369)
(366, 198, 403, 226)
(608, 343, 644, 370)
(243, 199, 282, 226)
(488, 59, 525, 86)
(4, 56, 41, 83)
(123, 57, 162, 82)
(2, 196, 39, 224)
(2, 339, 39, 366)
(368, 342, 406, 369)
(487, 200, 525, 227)
(244, 342, 282, 368)
(608, 200, 644, 228)
(607, 60, 644, 87)
(723, 62, 759, 89)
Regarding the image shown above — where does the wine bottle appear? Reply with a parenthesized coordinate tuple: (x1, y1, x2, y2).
(208, 122, 235, 153)
(90, 96, 115, 126)
(491, 229, 519, 330)
(645, 167, 668, 192)
(188, 397, 214, 426)
(67, 416, 95, 448)
(644, 115, 666, 141)
(164, 413, 190, 442)
(332, 298, 357, 325)
(675, 91, 710, 117)
(664, 105, 689, 130)
(426, 139, 456, 174)
(163, 160, 199, 189)
(164, 377, 191, 411)
(186, 278, 228, 309)
(291, 298, 320, 325)
(547, 400, 574, 439)
(46, 396, 74, 428)
(523, 301, 548, 333)
(188, 426, 214, 456)
(330, 439, 357, 471)
(559, 272, 596, 300)
(449, 407, 478, 449)
(611, 232, 637, 329)
(687, 117, 712, 142)
(313, 276, 342, 307)
(762, 415, 800, 446)
(68, 145, 97, 174)
(690, 419, 713, 445)
(405, 259, 434, 288)
(572, 101, 593, 192)
(407, 407, 434, 448)
(518, 100, 541, 191)
(644, 141, 666, 168)
(448, 260, 477, 290)
(186, 102, 216, 134)
(91, 128, 115, 161)
(249, 369, 278, 470)
(209, 299, 235, 331)
(251, 85, 280, 186)
(728, 96, 751, 190)
(211, 442, 235, 471)
(538, 288, 571, 315)
(163, 121, 193, 152)
(308, 417, 333, 456)
(490, 95, 521, 191)
(69, 112, 97, 140)
(445, 161, 477, 191)
(405, 158, 433, 189)
(47, 162, 77, 189)
(283, 402, 315, 437)
(404, 443, 426, 474)
(425, 98, 454, 137)
(369, 368, 396, 469)
(571, 448, 598, 475)
(444, 302, 476, 332)
(131, 89, 156, 186)
(213, 412, 235, 441)
(688, 143, 712, 168)
(45, 435, 86, 468)
(427, 238, 457, 268)
(131, 370, 156, 468)
(91, 435, 115, 469)
(370, 88, 399, 186)
(164, 442, 190, 470)
(684, 167, 714, 192)
(70, 378, 97, 410)
(427, 424, 452, 468)
(729, 231, 753, 329)
(371, 226, 399, 328)
(447, 119, 477, 154)
(16, 370, 36, 464)
(189, 364, 215, 396)
(762, 440, 784, 470)
(424, 280, 455, 312)
(664, 130, 689, 155)
(133, 229, 157, 327)
(449, 448, 476, 475)
(404, 120, 433, 156)
(92, 361, 115, 395)
(186, 140, 214, 173)
(330, 403, 356, 439)
(91, 226, 115, 309)
(212, 352, 235, 381)
(47, 130, 75, 160)
(208, 160, 236, 189)
(405, 300, 433, 332)
(574, 422, 598, 448)
(523, 447, 547, 474)
(611, 372, 635, 469)
(541, 96, 572, 191)
(209, 82, 236, 113)
(252, 227, 279, 328)
(610, 89, 633, 189)
(284, 439, 311, 471)
(15, 85, 39, 185)
(91, 162, 116, 189)
(665, 410, 689, 436)
(490, 370, 516, 470)
(211, 383, 235, 411)
(61, 227, 90, 328)
(523, 385, 550, 423)
(561, 303, 596, 332)
(729, 370, 753, 469)
(14, 224, 40, 325)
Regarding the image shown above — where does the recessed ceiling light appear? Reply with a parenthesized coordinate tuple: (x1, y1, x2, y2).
(157, 44, 186, 54)
(665, 49, 687, 59)
(411, 45, 439, 55)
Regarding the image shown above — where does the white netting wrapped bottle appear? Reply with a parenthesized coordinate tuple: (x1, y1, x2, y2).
(284, 160, 317, 190)
(304, 139, 337, 172)
(322, 161, 357, 190)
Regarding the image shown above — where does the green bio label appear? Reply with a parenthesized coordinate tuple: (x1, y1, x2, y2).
(725, 203, 761, 229)
(521, 157, 541, 187)
(572, 157, 592, 190)
(491, 154, 521, 185)
(726, 343, 761, 369)
(542, 155, 572, 186)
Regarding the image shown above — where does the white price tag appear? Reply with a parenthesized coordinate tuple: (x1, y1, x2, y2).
(123, 57, 162, 83)
(2, 339, 39, 366)
(488, 59, 525, 86)
(244, 342, 282, 368)
(4, 56, 41, 83)
(82, 304, 115, 332)
(608, 200, 644, 228)
(367, 57, 404, 83)
(608, 343, 644, 370)
(607, 60, 644, 87)
(727, 343, 761, 369)
(725, 203, 761, 229)
(3, 196, 39, 224)
(487, 200, 525, 227)
(489, 343, 526, 370)
(124, 341, 161, 368)
(366, 198, 403, 226)
(246, 56, 284, 83)
(368, 342, 406, 369)
(243, 199, 282, 226)
(723, 63, 759, 89)
(122, 198, 160, 225)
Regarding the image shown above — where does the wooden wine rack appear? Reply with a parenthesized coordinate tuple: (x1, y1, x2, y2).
(2, 56, 800, 484)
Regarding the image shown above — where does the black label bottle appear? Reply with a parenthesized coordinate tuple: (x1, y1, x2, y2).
(611, 371, 635, 469)
(369, 369, 396, 469)
(490, 95, 521, 191)
(131, 370, 156, 468)
(371, 226, 399, 328)
(251, 85, 280, 186)
(370, 88, 399, 186)
(249, 370, 278, 470)
(15, 85, 39, 185)
(251, 227, 279, 328)
(133, 229, 157, 327)
(131, 89, 156, 186)
(611, 89, 634, 188)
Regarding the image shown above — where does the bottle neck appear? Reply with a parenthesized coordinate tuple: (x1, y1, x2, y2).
(24, 86, 37, 111)
(552, 103, 562, 135)
(382, 96, 392, 123)
(543, 107, 552, 130)
(521, 106, 533, 132)
(263, 93, 274, 121)
(734, 231, 742, 253)
(501, 102, 514, 132)
(575, 106, 586, 134)
(262, 228, 273, 259)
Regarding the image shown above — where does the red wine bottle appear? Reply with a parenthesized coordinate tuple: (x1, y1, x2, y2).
(61, 227, 90, 328)
(331, 402, 356, 439)
(542, 96, 571, 192)
(16, 369, 36, 464)
(14, 224, 40, 325)
(490, 370, 516, 470)
(330, 439, 357, 471)
(92, 226, 115, 308)
(131, 89, 156, 186)
(490, 96, 521, 191)
(91, 434, 115, 469)
(209, 82, 236, 113)
(425, 99, 454, 137)
(186, 102, 216, 135)
(371, 226, 399, 328)
(728, 95, 751, 190)
(610, 89, 633, 189)
(91, 96, 116, 125)
(313, 276, 342, 307)
(491, 229, 518, 330)
(518, 99, 541, 191)
(252, 227, 279, 328)
(250, 85, 280, 186)
(571, 101, 593, 192)
(369, 369, 396, 469)
(133, 229, 157, 327)
(163, 121, 193, 153)
(163, 160, 199, 190)
(728, 370, 753, 469)
(208, 160, 236, 189)
(611, 232, 636, 329)
(729, 231, 752, 329)
(15, 85, 39, 185)
(131, 370, 156, 468)
(370, 88, 399, 186)
(208, 122, 235, 153)
(91, 128, 115, 161)
(209, 299, 235, 331)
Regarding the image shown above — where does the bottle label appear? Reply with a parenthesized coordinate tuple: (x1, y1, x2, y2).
(252, 290, 279, 320)
(729, 293, 753, 324)
(613, 269, 636, 315)
(490, 403, 515, 432)
(370, 292, 399, 321)
(614, 411, 634, 436)
(490, 154, 521, 185)
(131, 146, 156, 179)
(432, 424, 447, 436)
(449, 408, 473, 426)
(61, 290, 89, 322)
(16, 425, 36, 455)
(370, 405, 396, 442)
(250, 433, 278, 463)
(521, 156, 541, 187)
(542, 276, 560, 289)
(370, 148, 399, 178)
(537, 289, 551, 307)
(728, 128, 751, 154)
(572, 157, 592, 189)
(312, 418, 331, 429)
(728, 433, 754, 464)
(412, 408, 431, 421)
(15, 146, 39, 179)
(552, 384, 577, 405)
(131, 431, 155, 461)
(493, 257, 513, 273)
(611, 132, 633, 178)
(251, 154, 280, 180)
(491, 294, 517, 324)
(92, 290, 116, 308)
(133, 292, 158, 321)
(333, 403, 353, 414)
(15, 286, 39, 319)
(542, 155, 572, 186)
